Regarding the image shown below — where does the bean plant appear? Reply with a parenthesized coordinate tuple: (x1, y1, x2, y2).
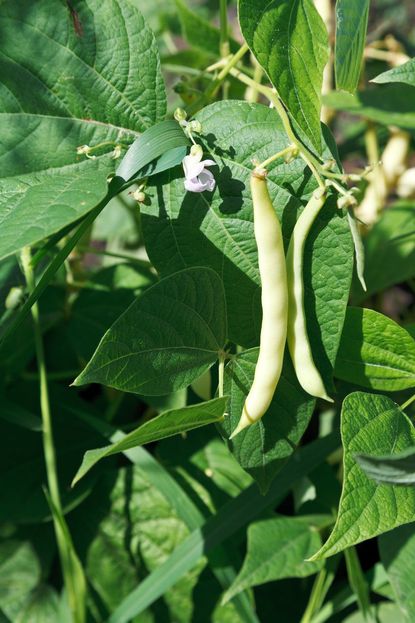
(1, 0, 415, 621)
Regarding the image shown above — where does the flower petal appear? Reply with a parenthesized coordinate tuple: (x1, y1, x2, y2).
(182, 152, 204, 179)
(184, 176, 206, 193)
(198, 169, 216, 191)
(200, 159, 216, 168)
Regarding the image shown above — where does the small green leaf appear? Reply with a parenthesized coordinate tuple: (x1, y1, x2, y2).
(221, 350, 314, 493)
(335, 307, 415, 391)
(372, 57, 415, 87)
(356, 447, 415, 485)
(72, 397, 227, 486)
(238, 0, 329, 151)
(74, 267, 227, 395)
(115, 120, 189, 181)
(335, 0, 370, 93)
(324, 85, 415, 129)
(311, 392, 415, 560)
(223, 515, 324, 603)
(379, 523, 415, 620)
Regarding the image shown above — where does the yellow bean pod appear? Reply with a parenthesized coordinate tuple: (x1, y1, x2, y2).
(286, 187, 333, 402)
(230, 169, 288, 438)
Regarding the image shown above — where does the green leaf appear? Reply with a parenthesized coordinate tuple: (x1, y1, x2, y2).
(74, 267, 227, 394)
(0, 541, 40, 619)
(372, 57, 415, 87)
(356, 446, 415, 485)
(0, 0, 166, 260)
(66, 395, 259, 623)
(107, 433, 338, 623)
(115, 120, 189, 181)
(335, 0, 370, 93)
(221, 350, 314, 492)
(142, 101, 353, 352)
(311, 393, 415, 560)
(72, 468, 204, 623)
(353, 202, 415, 300)
(0, 116, 127, 262)
(379, 523, 415, 621)
(335, 307, 415, 391)
(175, 0, 239, 57)
(67, 263, 155, 362)
(72, 397, 228, 486)
(324, 85, 415, 129)
(238, 0, 329, 151)
(223, 515, 323, 602)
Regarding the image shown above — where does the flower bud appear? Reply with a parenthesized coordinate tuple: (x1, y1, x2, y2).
(190, 144, 203, 158)
(174, 108, 187, 122)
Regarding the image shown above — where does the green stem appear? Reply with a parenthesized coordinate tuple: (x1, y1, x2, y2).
(21, 247, 85, 623)
(257, 144, 297, 170)
(227, 66, 326, 188)
(301, 569, 329, 623)
(21, 247, 61, 507)
(401, 393, 415, 411)
(344, 547, 374, 622)
(219, 0, 230, 58)
(188, 43, 249, 114)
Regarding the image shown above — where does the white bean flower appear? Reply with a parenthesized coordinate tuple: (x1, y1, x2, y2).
(182, 144, 216, 193)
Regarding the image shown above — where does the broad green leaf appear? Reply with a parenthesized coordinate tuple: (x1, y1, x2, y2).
(158, 428, 253, 508)
(238, 0, 329, 151)
(335, 307, 415, 391)
(0, 539, 60, 623)
(223, 515, 323, 602)
(115, 120, 189, 181)
(343, 603, 406, 623)
(356, 446, 415, 485)
(372, 58, 415, 87)
(379, 523, 415, 621)
(175, 0, 239, 57)
(353, 202, 415, 300)
(335, 0, 370, 93)
(0, 116, 127, 262)
(107, 433, 338, 623)
(142, 101, 353, 352)
(311, 393, 415, 560)
(12, 585, 60, 623)
(0, 541, 40, 619)
(70, 465, 245, 623)
(66, 395, 259, 623)
(67, 263, 155, 362)
(72, 397, 228, 485)
(324, 85, 415, 129)
(221, 350, 314, 492)
(0, 0, 166, 260)
(74, 267, 227, 394)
